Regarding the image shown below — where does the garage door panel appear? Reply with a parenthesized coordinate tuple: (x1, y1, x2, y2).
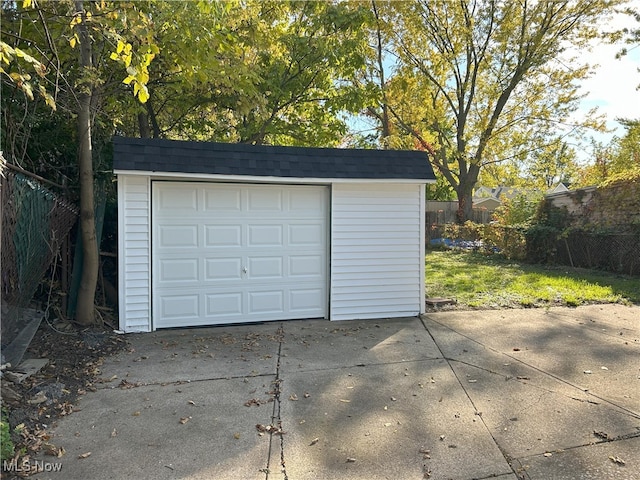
(159, 294, 200, 319)
(157, 186, 198, 211)
(204, 188, 242, 211)
(205, 224, 242, 247)
(158, 258, 199, 283)
(249, 291, 285, 314)
(157, 224, 198, 248)
(205, 257, 242, 281)
(290, 288, 324, 311)
(206, 293, 243, 316)
(247, 256, 283, 279)
(290, 189, 325, 213)
(153, 182, 327, 328)
(248, 188, 283, 211)
(248, 224, 283, 246)
(289, 255, 323, 277)
(289, 223, 323, 246)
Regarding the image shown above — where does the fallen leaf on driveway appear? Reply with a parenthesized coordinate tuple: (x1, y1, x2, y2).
(609, 456, 625, 465)
(78, 452, 92, 459)
(310, 437, 319, 446)
(346, 457, 356, 463)
(289, 394, 298, 401)
(584, 370, 592, 374)
(179, 416, 191, 424)
(111, 428, 117, 437)
(303, 392, 311, 398)
(419, 447, 431, 459)
(594, 430, 611, 440)
(543, 452, 553, 457)
(339, 399, 351, 403)
(44, 443, 65, 457)
(256, 424, 284, 435)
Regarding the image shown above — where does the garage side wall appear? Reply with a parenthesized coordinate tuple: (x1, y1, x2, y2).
(330, 183, 424, 320)
(117, 174, 152, 332)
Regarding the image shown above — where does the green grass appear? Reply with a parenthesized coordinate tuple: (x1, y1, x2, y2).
(425, 250, 640, 309)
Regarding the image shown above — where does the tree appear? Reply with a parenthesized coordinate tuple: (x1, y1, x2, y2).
(2, 0, 161, 324)
(73, 0, 99, 325)
(363, 0, 616, 222)
(223, 1, 372, 146)
(577, 119, 640, 186)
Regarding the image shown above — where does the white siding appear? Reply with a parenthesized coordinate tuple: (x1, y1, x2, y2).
(118, 175, 151, 332)
(330, 183, 425, 320)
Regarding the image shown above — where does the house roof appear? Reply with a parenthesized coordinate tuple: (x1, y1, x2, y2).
(112, 137, 435, 181)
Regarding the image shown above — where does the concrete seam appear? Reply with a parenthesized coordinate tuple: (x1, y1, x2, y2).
(424, 316, 640, 419)
(419, 316, 525, 479)
(263, 324, 288, 480)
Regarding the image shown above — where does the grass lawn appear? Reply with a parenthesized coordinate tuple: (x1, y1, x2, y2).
(425, 250, 640, 309)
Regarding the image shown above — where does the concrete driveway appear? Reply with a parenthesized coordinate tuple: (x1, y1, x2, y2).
(33, 305, 639, 479)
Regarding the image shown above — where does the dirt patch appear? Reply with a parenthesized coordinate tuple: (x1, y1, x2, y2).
(1, 321, 128, 475)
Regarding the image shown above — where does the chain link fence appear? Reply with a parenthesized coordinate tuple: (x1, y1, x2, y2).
(1, 169, 78, 365)
(554, 231, 640, 276)
(426, 221, 640, 276)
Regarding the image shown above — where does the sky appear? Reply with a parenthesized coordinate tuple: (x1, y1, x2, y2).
(573, 3, 640, 159)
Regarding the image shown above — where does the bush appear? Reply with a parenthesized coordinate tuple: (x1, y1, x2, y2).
(1, 408, 15, 461)
(525, 224, 561, 263)
(443, 221, 483, 241)
(483, 225, 527, 260)
(492, 193, 542, 227)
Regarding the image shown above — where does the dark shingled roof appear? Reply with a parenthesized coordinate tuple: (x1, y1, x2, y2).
(113, 137, 435, 181)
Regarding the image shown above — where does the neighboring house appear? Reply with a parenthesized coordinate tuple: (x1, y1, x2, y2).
(546, 183, 570, 195)
(472, 185, 544, 212)
(113, 137, 436, 332)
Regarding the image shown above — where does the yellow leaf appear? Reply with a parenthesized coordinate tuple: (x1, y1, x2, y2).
(137, 85, 149, 104)
(133, 82, 140, 96)
(122, 75, 135, 85)
(117, 40, 125, 54)
(39, 85, 57, 111)
(137, 70, 149, 85)
(22, 0, 32, 8)
(70, 37, 77, 49)
(22, 81, 34, 100)
(110, 52, 119, 61)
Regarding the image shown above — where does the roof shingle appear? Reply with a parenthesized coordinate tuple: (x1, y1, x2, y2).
(112, 137, 435, 181)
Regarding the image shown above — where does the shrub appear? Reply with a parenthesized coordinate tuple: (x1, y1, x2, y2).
(1, 409, 14, 461)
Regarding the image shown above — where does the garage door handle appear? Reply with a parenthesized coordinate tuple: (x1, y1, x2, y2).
(242, 267, 248, 274)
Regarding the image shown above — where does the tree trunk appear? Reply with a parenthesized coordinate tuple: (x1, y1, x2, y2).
(74, 0, 99, 325)
(455, 164, 480, 224)
(138, 112, 151, 138)
(456, 185, 474, 224)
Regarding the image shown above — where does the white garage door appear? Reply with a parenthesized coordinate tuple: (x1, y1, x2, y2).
(152, 182, 328, 328)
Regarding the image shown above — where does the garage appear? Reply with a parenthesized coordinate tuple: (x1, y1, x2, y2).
(114, 137, 435, 332)
(153, 182, 327, 328)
